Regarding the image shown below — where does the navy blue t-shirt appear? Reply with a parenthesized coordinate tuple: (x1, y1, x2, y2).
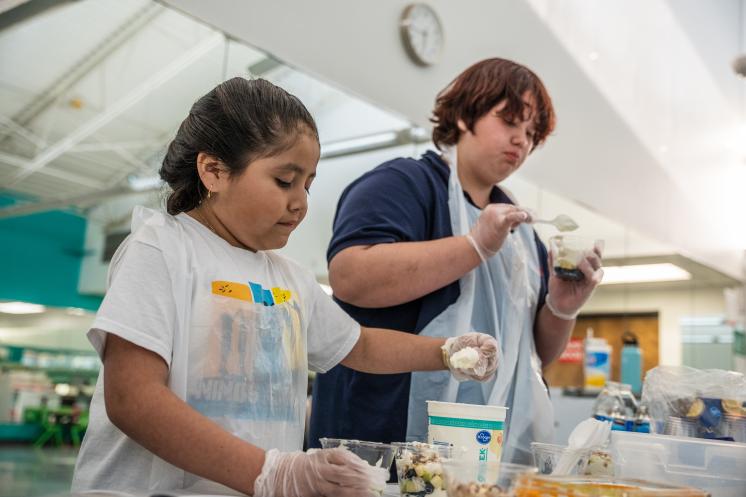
(308, 150, 549, 448)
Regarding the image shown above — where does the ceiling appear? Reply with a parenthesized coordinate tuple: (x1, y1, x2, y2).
(0, 0, 410, 212)
(0, 0, 744, 288)
(526, 0, 746, 267)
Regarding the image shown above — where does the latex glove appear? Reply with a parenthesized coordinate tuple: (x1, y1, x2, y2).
(546, 244, 604, 320)
(466, 203, 528, 262)
(442, 332, 498, 381)
(254, 448, 376, 497)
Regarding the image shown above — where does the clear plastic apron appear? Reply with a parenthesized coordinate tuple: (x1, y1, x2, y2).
(405, 148, 555, 464)
(130, 207, 306, 492)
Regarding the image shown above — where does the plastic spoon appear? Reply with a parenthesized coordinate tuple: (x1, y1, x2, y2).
(519, 209, 579, 232)
(552, 418, 611, 475)
(531, 214, 579, 232)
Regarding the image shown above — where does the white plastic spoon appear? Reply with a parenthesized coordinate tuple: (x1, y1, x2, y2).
(531, 214, 579, 232)
(520, 209, 579, 232)
(552, 418, 611, 475)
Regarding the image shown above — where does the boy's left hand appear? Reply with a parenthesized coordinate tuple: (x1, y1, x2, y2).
(547, 246, 603, 319)
(442, 332, 498, 381)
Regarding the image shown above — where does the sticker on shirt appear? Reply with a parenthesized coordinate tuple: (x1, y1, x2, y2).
(189, 280, 306, 424)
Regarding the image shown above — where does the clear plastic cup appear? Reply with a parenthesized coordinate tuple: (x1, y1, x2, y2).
(530, 442, 592, 475)
(442, 459, 536, 497)
(548, 235, 603, 282)
(394, 442, 451, 497)
(663, 416, 699, 438)
(319, 437, 397, 471)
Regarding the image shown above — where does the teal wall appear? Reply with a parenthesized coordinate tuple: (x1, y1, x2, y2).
(0, 194, 102, 311)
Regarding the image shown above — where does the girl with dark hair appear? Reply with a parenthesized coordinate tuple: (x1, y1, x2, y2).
(310, 59, 604, 465)
(71, 77, 499, 496)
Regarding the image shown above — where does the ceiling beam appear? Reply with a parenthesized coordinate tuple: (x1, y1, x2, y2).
(70, 139, 165, 153)
(0, 114, 46, 147)
(0, 151, 106, 189)
(5, 33, 223, 188)
(248, 56, 282, 76)
(320, 127, 430, 160)
(105, 143, 157, 177)
(0, 0, 75, 30)
(2, 2, 164, 135)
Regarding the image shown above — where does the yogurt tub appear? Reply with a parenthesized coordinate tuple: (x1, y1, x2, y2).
(427, 401, 507, 464)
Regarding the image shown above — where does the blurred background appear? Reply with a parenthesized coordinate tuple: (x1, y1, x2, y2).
(0, 0, 744, 495)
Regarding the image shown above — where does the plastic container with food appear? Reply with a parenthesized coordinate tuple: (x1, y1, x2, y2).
(511, 474, 708, 497)
(531, 442, 591, 475)
(394, 442, 450, 497)
(548, 235, 603, 281)
(442, 459, 536, 497)
(319, 437, 397, 471)
(531, 442, 614, 477)
(584, 449, 614, 477)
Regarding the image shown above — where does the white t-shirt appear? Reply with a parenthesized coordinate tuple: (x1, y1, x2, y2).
(72, 207, 360, 494)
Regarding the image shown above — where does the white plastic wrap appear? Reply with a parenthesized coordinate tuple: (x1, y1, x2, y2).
(641, 365, 746, 440)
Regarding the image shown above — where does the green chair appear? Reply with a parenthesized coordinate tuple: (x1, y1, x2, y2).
(22, 406, 43, 425)
(33, 408, 63, 448)
(70, 410, 89, 446)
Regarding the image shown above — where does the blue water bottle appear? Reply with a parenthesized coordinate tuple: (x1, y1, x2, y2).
(620, 331, 642, 395)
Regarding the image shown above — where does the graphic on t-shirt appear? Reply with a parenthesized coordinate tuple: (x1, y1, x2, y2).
(189, 279, 305, 423)
(212, 280, 292, 306)
(211, 280, 253, 302)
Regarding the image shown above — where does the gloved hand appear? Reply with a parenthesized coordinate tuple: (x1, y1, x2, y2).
(253, 448, 378, 497)
(546, 244, 604, 320)
(442, 332, 499, 382)
(466, 204, 528, 261)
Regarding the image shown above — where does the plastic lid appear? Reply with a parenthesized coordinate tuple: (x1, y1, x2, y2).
(586, 337, 611, 348)
(426, 400, 508, 421)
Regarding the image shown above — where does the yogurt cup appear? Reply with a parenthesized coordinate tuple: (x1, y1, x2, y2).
(427, 401, 507, 464)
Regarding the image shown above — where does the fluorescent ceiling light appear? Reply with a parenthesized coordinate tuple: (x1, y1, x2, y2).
(321, 131, 399, 156)
(0, 301, 47, 314)
(601, 263, 692, 285)
(55, 383, 72, 396)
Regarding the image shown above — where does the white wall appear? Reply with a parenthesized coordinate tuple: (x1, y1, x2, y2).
(162, 0, 744, 280)
(78, 190, 160, 295)
(279, 142, 425, 278)
(584, 286, 726, 366)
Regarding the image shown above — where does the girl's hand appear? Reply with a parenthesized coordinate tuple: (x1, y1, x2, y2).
(546, 246, 603, 320)
(442, 332, 499, 381)
(254, 448, 381, 497)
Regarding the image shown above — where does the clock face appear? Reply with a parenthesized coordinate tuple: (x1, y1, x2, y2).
(400, 3, 443, 66)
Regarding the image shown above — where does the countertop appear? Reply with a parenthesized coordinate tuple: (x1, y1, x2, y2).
(50, 483, 402, 497)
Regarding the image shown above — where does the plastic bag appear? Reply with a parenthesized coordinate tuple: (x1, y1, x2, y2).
(641, 365, 746, 441)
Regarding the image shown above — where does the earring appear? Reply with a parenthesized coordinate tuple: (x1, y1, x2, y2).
(207, 189, 211, 200)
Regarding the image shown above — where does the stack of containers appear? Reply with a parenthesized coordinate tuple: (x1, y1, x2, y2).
(610, 430, 746, 497)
